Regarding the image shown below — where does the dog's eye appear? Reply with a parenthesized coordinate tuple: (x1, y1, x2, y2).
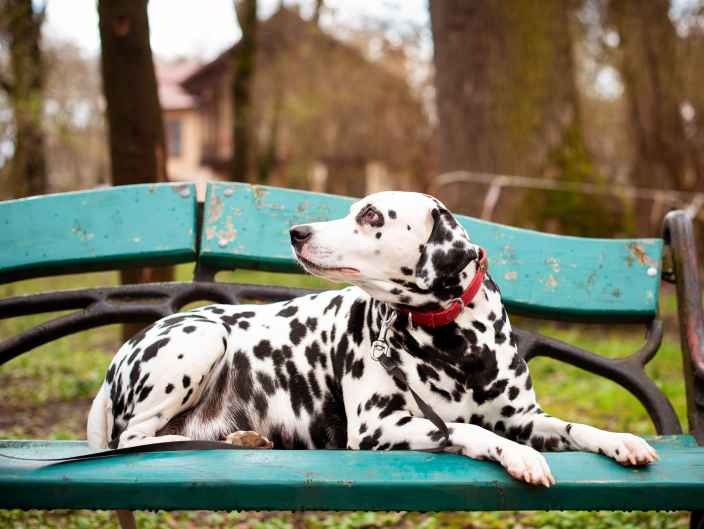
(355, 205, 384, 227)
(362, 209, 378, 223)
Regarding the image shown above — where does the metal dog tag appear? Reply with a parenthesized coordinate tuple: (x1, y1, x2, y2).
(370, 304, 396, 361)
(371, 340, 389, 360)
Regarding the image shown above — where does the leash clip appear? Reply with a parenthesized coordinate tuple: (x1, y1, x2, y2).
(371, 304, 397, 360)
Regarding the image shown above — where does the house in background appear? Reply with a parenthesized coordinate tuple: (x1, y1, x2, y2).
(157, 7, 432, 198)
(157, 60, 219, 199)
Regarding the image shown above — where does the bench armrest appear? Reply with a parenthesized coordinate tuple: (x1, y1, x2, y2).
(663, 210, 704, 444)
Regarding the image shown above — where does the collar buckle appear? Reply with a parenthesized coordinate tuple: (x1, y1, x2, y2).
(371, 304, 397, 360)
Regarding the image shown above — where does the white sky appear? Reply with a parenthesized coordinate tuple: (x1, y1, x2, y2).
(44, 0, 430, 60)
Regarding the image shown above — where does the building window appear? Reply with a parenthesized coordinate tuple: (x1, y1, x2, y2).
(166, 118, 182, 158)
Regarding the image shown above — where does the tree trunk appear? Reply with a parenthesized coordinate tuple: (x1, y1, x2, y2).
(1, 0, 48, 198)
(607, 0, 696, 192)
(312, 0, 324, 25)
(97, 0, 173, 341)
(429, 0, 585, 215)
(232, 0, 258, 182)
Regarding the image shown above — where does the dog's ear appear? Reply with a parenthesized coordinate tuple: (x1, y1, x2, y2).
(415, 206, 477, 292)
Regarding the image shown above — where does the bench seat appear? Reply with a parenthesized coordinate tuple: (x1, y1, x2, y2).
(1, 435, 701, 512)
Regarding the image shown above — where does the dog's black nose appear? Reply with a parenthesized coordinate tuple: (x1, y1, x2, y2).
(290, 225, 313, 246)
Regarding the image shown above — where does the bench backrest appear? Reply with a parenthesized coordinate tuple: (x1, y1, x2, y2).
(0, 182, 685, 435)
(0, 183, 198, 283)
(200, 182, 663, 323)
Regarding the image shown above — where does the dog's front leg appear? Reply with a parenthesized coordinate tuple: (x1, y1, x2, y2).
(503, 411, 658, 465)
(348, 413, 554, 486)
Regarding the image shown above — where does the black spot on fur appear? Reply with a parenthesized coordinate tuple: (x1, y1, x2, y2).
(182, 375, 191, 388)
(531, 436, 545, 450)
(396, 416, 412, 427)
(347, 300, 367, 346)
(181, 388, 193, 405)
(127, 348, 141, 365)
(471, 320, 487, 333)
(307, 371, 321, 399)
(350, 358, 365, 379)
(256, 371, 276, 395)
(305, 317, 318, 332)
(462, 343, 508, 405)
(221, 311, 256, 327)
(289, 319, 307, 345)
(375, 232, 382, 239)
(254, 340, 273, 360)
(388, 209, 397, 219)
(324, 295, 344, 316)
(508, 386, 520, 400)
(165, 383, 174, 394)
(277, 305, 298, 318)
(183, 326, 196, 334)
(508, 353, 528, 376)
(142, 338, 170, 362)
(359, 427, 382, 450)
(501, 405, 515, 417)
(138, 384, 153, 402)
(545, 437, 560, 451)
(287, 360, 314, 417)
(417, 364, 440, 383)
(106, 363, 116, 383)
(232, 351, 254, 403)
(401, 266, 412, 276)
(253, 391, 269, 418)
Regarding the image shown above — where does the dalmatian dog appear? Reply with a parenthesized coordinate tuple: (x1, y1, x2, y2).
(87, 191, 658, 487)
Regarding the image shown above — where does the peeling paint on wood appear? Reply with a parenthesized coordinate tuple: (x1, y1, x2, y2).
(0, 436, 702, 512)
(0, 183, 197, 282)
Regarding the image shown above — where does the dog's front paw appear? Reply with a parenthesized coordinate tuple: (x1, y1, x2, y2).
(598, 433, 658, 466)
(225, 430, 274, 449)
(498, 442, 555, 487)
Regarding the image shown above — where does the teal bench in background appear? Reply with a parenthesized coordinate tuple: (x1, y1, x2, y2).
(1, 183, 703, 524)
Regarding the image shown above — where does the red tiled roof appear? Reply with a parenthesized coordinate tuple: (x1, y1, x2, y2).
(156, 60, 202, 110)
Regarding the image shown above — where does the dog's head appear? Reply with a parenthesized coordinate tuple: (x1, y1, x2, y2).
(290, 191, 482, 309)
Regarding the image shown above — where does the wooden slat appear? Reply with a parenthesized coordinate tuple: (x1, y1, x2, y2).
(0, 436, 700, 512)
(199, 183, 662, 321)
(0, 183, 198, 282)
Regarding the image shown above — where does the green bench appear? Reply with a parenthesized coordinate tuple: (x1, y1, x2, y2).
(1, 183, 703, 521)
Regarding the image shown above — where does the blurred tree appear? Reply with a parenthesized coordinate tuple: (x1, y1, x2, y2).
(98, 0, 173, 340)
(429, 0, 624, 235)
(0, 0, 48, 198)
(680, 5, 704, 195)
(232, 0, 258, 182)
(312, 0, 324, 25)
(43, 39, 109, 192)
(429, 0, 580, 178)
(606, 0, 701, 193)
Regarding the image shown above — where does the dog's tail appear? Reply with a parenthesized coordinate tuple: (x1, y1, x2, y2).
(87, 384, 109, 448)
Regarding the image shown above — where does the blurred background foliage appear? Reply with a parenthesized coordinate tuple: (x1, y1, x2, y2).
(1, 0, 702, 241)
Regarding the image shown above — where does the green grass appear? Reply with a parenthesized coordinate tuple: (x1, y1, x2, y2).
(0, 270, 694, 528)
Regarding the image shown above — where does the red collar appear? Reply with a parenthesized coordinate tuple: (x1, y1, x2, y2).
(398, 248, 488, 328)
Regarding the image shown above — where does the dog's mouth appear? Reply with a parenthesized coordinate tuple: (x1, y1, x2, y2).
(295, 252, 360, 276)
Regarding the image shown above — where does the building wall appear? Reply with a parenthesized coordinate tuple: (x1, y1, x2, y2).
(165, 107, 217, 199)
